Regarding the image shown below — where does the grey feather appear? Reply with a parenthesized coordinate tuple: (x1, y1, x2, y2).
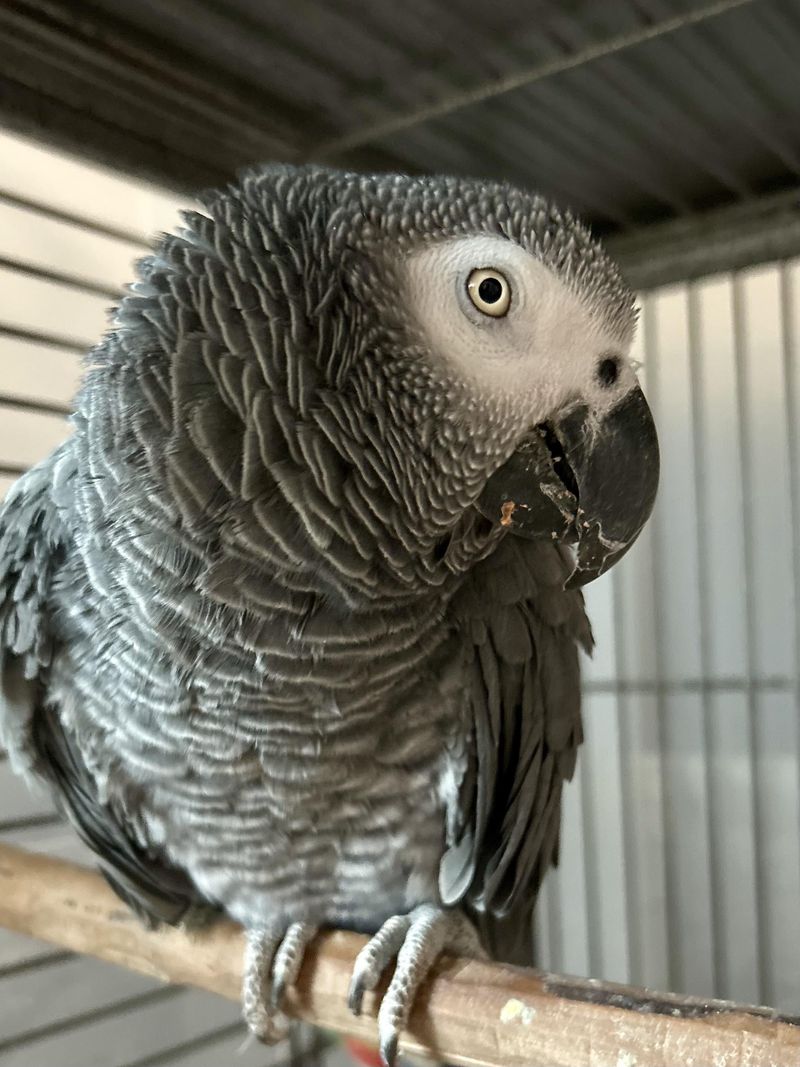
(33, 701, 216, 929)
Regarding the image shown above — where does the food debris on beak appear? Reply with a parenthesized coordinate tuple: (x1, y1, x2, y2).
(500, 501, 516, 527)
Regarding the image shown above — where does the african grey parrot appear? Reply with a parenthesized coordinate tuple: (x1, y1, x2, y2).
(0, 166, 658, 1061)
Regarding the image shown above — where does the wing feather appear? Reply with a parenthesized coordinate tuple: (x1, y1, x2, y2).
(441, 536, 591, 961)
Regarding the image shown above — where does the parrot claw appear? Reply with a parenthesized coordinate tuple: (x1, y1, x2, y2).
(380, 1032, 399, 1067)
(347, 980, 366, 1017)
(349, 913, 410, 1019)
(242, 922, 318, 1042)
(348, 905, 484, 1066)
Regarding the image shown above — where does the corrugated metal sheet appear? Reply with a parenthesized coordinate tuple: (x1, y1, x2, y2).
(1, 0, 799, 281)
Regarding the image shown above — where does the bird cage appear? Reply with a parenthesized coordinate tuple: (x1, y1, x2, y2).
(1, 1, 800, 1064)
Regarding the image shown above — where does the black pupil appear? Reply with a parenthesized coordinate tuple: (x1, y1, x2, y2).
(478, 277, 503, 304)
(598, 356, 621, 387)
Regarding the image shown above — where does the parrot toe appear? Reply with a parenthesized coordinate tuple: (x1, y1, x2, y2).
(270, 921, 319, 1008)
(242, 922, 318, 1042)
(349, 905, 485, 1066)
(349, 913, 414, 1015)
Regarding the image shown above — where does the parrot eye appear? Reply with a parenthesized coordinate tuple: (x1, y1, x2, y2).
(466, 268, 511, 317)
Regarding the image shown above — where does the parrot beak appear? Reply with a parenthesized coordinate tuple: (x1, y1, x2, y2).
(476, 386, 659, 588)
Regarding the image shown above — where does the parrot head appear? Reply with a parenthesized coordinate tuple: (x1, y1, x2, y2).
(291, 167, 659, 590)
(136, 166, 657, 598)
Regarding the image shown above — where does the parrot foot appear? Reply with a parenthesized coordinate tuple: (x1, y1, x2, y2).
(242, 922, 318, 1043)
(347, 905, 485, 1066)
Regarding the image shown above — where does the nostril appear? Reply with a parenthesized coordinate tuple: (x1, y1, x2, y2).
(597, 355, 621, 388)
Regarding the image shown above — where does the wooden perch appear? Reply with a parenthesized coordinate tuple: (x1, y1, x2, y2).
(0, 842, 798, 1067)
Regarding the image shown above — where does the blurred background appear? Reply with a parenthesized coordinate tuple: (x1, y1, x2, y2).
(1, 0, 800, 1063)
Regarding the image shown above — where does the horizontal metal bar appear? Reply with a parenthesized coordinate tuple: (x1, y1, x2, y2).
(0, 813, 62, 834)
(0, 393, 71, 417)
(124, 1023, 254, 1067)
(607, 186, 800, 290)
(0, 984, 184, 1055)
(0, 187, 151, 248)
(0, 463, 28, 480)
(0, 949, 74, 981)
(0, 323, 89, 354)
(583, 676, 795, 694)
(0, 254, 121, 300)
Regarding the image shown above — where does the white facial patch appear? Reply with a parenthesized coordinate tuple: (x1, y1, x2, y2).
(403, 234, 635, 425)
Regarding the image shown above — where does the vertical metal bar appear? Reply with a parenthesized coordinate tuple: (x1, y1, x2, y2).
(686, 281, 722, 995)
(531, 880, 546, 969)
(546, 868, 564, 974)
(778, 261, 800, 883)
(731, 271, 770, 1003)
(610, 564, 640, 982)
(610, 284, 655, 986)
(642, 294, 679, 991)
(579, 699, 602, 977)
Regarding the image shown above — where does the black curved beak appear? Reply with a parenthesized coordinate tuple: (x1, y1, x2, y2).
(476, 386, 659, 588)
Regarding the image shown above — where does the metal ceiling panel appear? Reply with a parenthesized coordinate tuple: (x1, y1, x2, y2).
(0, 0, 798, 283)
